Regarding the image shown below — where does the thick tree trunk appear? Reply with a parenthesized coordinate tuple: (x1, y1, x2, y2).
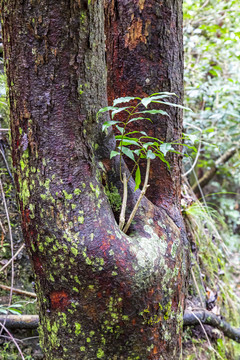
(1, 0, 188, 359)
(105, 0, 184, 217)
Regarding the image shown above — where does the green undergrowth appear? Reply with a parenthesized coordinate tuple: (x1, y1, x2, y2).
(182, 197, 240, 359)
(104, 182, 122, 212)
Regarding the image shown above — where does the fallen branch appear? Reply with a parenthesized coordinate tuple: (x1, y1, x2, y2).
(0, 315, 39, 329)
(192, 147, 238, 196)
(0, 284, 37, 298)
(2, 310, 240, 344)
(184, 310, 240, 343)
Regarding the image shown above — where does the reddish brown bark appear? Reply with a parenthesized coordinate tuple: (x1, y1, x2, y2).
(105, 0, 184, 216)
(1, 0, 188, 359)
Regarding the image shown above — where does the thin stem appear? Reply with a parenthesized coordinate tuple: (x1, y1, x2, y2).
(0, 178, 14, 336)
(182, 123, 202, 177)
(0, 321, 25, 360)
(0, 243, 25, 273)
(123, 158, 150, 234)
(127, 156, 140, 183)
(119, 173, 128, 230)
(119, 100, 142, 182)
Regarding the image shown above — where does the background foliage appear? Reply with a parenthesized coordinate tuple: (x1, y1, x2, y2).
(183, 0, 240, 358)
(183, 0, 240, 236)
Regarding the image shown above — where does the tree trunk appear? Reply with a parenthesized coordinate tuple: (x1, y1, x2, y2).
(105, 0, 184, 217)
(1, 0, 188, 359)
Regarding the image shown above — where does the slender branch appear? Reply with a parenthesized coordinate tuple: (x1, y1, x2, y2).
(0, 321, 25, 359)
(119, 102, 141, 182)
(0, 142, 14, 182)
(123, 158, 150, 234)
(0, 178, 14, 336)
(191, 268, 205, 309)
(0, 284, 37, 298)
(183, 310, 240, 343)
(119, 172, 128, 230)
(182, 123, 202, 177)
(0, 218, 6, 235)
(127, 156, 140, 183)
(0, 243, 25, 273)
(192, 147, 238, 195)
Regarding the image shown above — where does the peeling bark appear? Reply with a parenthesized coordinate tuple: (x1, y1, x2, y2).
(1, 0, 189, 359)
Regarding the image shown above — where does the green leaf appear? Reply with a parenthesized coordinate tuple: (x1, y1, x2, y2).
(150, 92, 178, 97)
(152, 101, 192, 111)
(98, 106, 118, 114)
(127, 117, 152, 124)
(8, 308, 22, 315)
(113, 97, 139, 106)
(169, 150, 182, 155)
(181, 143, 197, 152)
(160, 143, 174, 156)
(115, 136, 139, 141)
(172, 141, 197, 152)
(120, 146, 135, 161)
(115, 125, 124, 134)
(141, 97, 152, 108)
(110, 151, 120, 159)
(141, 94, 176, 108)
(146, 149, 156, 159)
(149, 94, 174, 101)
(134, 166, 141, 191)
(136, 109, 170, 116)
(155, 153, 170, 168)
(112, 107, 132, 118)
(142, 142, 155, 149)
(102, 121, 121, 131)
(125, 130, 147, 136)
(187, 134, 199, 143)
(140, 135, 163, 143)
(133, 149, 143, 156)
(119, 139, 140, 147)
(202, 128, 215, 133)
(0, 308, 7, 314)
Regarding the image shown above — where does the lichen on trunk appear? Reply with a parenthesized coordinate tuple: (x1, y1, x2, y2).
(1, 0, 189, 359)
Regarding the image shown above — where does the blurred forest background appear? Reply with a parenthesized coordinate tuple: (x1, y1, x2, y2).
(0, 0, 239, 359)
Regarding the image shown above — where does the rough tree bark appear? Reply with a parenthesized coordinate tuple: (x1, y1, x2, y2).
(105, 0, 184, 217)
(1, 0, 188, 359)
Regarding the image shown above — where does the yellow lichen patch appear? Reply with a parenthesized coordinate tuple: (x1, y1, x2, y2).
(125, 19, 147, 51)
(138, 0, 145, 12)
(144, 19, 151, 38)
